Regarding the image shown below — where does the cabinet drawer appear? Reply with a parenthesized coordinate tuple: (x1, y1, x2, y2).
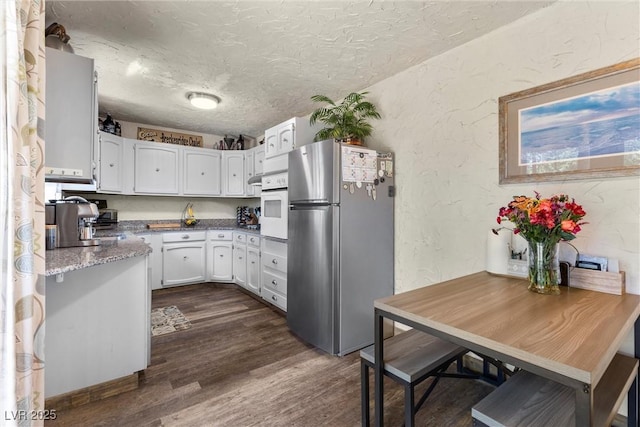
(163, 231, 207, 243)
(262, 238, 287, 256)
(208, 230, 232, 241)
(262, 269, 287, 296)
(262, 251, 286, 274)
(247, 234, 260, 247)
(233, 232, 246, 243)
(262, 287, 287, 312)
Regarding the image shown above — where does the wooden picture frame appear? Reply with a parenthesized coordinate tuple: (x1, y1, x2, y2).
(499, 58, 640, 184)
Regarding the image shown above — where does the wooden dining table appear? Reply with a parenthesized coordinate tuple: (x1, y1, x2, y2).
(373, 271, 640, 426)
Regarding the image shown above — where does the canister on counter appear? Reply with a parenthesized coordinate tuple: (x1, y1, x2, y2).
(46, 225, 57, 250)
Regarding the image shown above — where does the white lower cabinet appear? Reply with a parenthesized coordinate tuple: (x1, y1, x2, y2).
(138, 229, 266, 297)
(261, 239, 287, 311)
(161, 231, 206, 287)
(138, 233, 163, 290)
(233, 232, 247, 288)
(206, 230, 233, 282)
(246, 234, 261, 296)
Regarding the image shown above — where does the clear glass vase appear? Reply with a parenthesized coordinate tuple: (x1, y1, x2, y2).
(527, 240, 561, 295)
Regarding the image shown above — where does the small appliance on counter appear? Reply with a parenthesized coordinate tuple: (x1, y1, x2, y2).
(96, 208, 118, 230)
(236, 206, 261, 230)
(45, 196, 100, 248)
(75, 198, 118, 231)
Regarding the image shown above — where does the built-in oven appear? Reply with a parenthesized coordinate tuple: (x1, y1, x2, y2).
(260, 171, 288, 240)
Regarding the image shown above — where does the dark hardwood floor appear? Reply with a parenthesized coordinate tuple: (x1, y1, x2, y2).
(46, 283, 495, 426)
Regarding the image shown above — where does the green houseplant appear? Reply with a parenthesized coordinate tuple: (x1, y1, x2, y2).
(309, 91, 381, 145)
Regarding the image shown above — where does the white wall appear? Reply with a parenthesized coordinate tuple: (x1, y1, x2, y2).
(88, 194, 257, 221)
(363, 0, 639, 297)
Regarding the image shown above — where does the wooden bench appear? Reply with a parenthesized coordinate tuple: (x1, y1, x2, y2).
(360, 329, 472, 426)
(472, 353, 639, 427)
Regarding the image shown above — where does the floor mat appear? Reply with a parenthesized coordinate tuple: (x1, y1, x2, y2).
(151, 305, 192, 336)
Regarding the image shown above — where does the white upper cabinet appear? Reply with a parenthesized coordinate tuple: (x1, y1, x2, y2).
(264, 127, 278, 159)
(98, 132, 123, 193)
(263, 117, 318, 172)
(223, 151, 245, 196)
(245, 149, 255, 197)
(183, 148, 222, 196)
(277, 121, 295, 153)
(134, 141, 180, 195)
(95, 135, 260, 198)
(45, 48, 97, 183)
(254, 145, 265, 176)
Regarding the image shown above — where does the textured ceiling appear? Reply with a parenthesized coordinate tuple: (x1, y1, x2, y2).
(45, 1, 554, 138)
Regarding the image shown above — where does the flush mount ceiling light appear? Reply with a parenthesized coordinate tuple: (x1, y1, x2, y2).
(187, 92, 220, 110)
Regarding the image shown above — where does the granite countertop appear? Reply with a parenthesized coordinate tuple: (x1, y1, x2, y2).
(107, 219, 261, 235)
(46, 219, 263, 276)
(45, 234, 151, 276)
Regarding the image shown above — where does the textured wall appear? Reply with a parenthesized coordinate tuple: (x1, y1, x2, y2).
(91, 194, 257, 221)
(363, 0, 639, 295)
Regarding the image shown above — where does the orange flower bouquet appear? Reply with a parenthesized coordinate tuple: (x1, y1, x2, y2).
(497, 192, 587, 294)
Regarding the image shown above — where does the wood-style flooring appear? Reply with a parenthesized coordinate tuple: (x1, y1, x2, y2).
(46, 283, 495, 426)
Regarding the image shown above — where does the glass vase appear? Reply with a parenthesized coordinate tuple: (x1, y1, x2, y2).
(527, 240, 561, 295)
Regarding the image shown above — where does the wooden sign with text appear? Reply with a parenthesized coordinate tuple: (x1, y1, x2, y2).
(137, 127, 203, 147)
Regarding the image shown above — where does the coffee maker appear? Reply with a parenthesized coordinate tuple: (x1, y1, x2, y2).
(46, 197, 100, 248)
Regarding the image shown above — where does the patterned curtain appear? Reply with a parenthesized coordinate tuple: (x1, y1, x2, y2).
(1, 0, 46, 426)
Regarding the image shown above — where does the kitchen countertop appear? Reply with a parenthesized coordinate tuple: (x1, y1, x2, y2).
(45, 235, 151, 276)
(108, 218, 261, 235)
(46, 219, 263, 276)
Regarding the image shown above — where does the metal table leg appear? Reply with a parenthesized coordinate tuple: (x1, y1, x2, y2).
(374, 308, 384, 427)
(574, 383, 592, 427)
(629, 316, 640, 427)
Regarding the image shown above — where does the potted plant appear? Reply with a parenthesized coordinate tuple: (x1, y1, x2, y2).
(309, 91, 381, 146)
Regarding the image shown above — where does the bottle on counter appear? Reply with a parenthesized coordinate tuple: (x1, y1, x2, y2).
(46, 225, 57, 250)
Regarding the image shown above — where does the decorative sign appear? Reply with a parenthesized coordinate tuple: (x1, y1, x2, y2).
(137, 127, 203, 147)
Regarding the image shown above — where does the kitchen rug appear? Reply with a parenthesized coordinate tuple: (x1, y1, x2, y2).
(151, 306, 192, 336)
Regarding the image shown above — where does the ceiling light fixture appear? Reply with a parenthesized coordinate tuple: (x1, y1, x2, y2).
(187, 92, 220, 110)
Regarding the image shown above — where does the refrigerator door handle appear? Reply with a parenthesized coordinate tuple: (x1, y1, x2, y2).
(289, 203, 336, 210)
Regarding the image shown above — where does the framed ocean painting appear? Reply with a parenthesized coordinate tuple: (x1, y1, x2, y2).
(499, 58, 640, 184)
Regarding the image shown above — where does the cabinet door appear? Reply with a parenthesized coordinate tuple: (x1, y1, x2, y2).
(246, 246, 261, 295)
(162, 242, 206, 286)
(278, 121, 295, 153)
(134, 143, 179, 194)
(183, 149, 222, 196)
(245, 150, 255, 197)
(264, 126, 278, 158)
(121, 138, 136, 194)
(45, 48, 96, 183)
(207, 241, 232, 282)
(223, 152, 245, 196)
(254, 145, 265, 175)
(233, 243, 247, 288)
(99, 132, 123, 193)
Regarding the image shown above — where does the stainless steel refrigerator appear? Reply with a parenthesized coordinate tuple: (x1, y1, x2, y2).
(287, 139, 394, 356)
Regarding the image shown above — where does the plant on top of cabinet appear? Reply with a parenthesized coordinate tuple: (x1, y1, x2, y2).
(309, 91, 381, 146)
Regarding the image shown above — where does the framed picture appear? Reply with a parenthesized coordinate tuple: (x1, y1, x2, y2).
(499, 58, 640, 184)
